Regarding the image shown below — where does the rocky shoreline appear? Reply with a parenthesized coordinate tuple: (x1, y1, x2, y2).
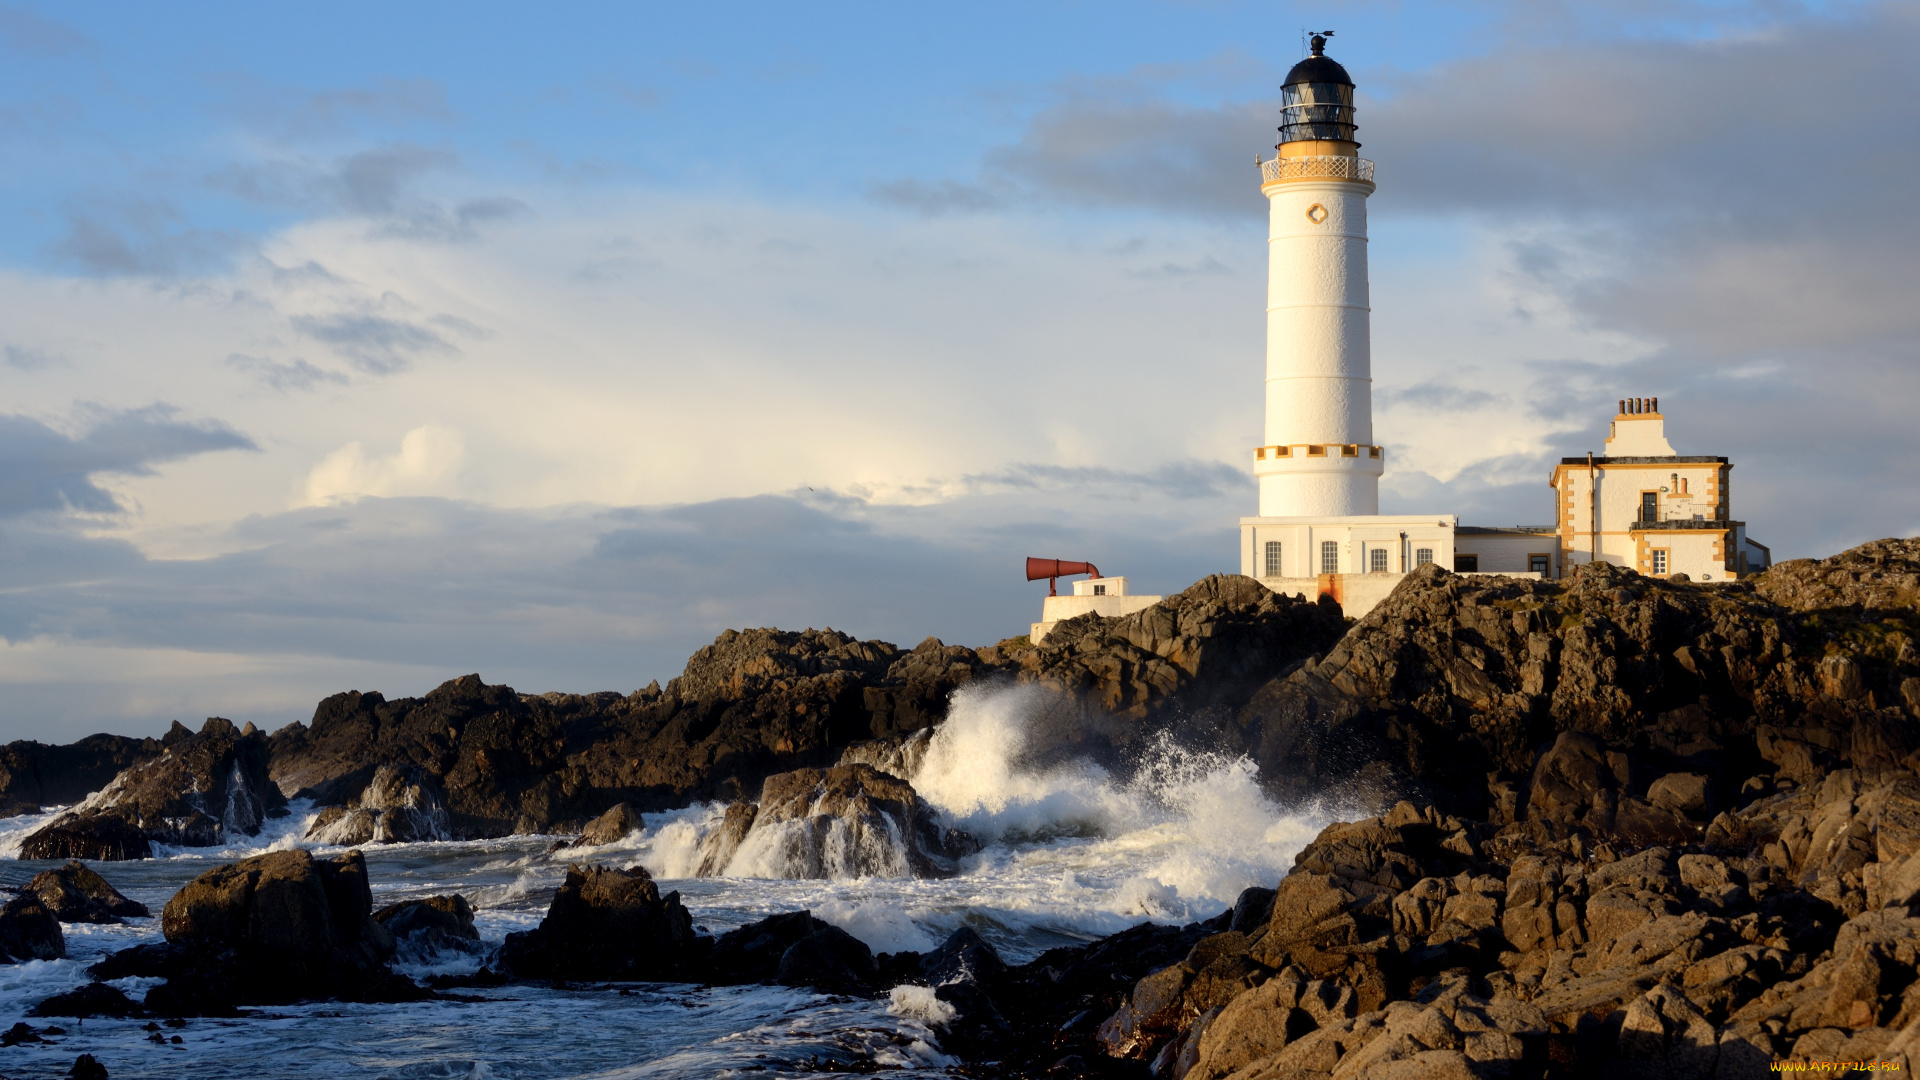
(3, 538, 1918, 1077)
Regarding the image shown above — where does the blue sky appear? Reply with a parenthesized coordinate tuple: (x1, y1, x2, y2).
(2, 0, 1916, 739)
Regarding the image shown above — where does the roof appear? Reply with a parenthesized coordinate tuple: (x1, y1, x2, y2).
(1284, 54, 1353, 87)
(1557, 455, 1730, 465)
(1458, 526, 1556, 535)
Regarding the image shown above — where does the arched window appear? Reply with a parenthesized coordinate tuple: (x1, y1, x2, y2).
(1416, 548, 1434, 566)
(1369, 548, 1388, 573)
(1264, 541, 1283, 577)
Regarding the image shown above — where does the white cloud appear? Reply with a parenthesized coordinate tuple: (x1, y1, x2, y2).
(301, 424, 465, 505)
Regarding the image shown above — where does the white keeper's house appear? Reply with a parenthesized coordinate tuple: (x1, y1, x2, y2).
(1031, 35, 1771, 637)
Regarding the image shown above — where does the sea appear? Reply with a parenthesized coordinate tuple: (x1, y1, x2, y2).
(0, 684, 1342, 1080)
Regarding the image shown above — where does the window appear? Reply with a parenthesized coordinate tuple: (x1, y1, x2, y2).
(1641, 492, 1659, 524)
(1529, 554, 1550, 575)
(1093, 584, 1106, 595)
(1416, 548, 1434, 567)
(1320, 541, 1339, 573)
(1264, 541, 1283, 577)
(1454, 554, 1479, 572)
(1370, 548, 1388, 573)
(1341, 444, 1358, 457)
(1307, 445, 1326, 457)
(1651, 549, 1668, 575)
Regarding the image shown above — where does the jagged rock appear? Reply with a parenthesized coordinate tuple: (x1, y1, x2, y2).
(0, 893, 65, 962)
(1011, 574, 1346, 725)
(89, 848, 415, 1014)
(66, 1054, 109, 1080)
(18, 815, 152, 862)
(25, 861, 149, 923)
(1752, 538, 1920, 614)
(692, 802, 758, 875)
(373, 895, 480, 958)
(495, 864, 699, 981)
(569, 803, 643, 848)
(19, 718, 282, 858)
(708, 763, 976, 879)
(835, 727, 935, 782)
(920, 926, 1006, 987)
(305, 764, 451, 845)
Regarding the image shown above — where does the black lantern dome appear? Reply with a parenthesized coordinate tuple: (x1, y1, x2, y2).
(1279, 34, 1357, 146)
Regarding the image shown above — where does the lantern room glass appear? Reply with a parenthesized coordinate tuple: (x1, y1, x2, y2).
(1278, 82, 1356, 144)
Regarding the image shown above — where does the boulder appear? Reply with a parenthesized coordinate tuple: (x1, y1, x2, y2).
(373, 894, 481, 958)
(774, 923, 878, 991)
(702, 910, 880, 991)
(29, 983, 144, 1018)
(708, 764, 976, 879)
(88, 848, 415, 1014)
(495, 864, 700, 981)
(0, 893, 65, 962)
(17, 815, 153, 862)
(569, 802, 644, 848)
(25, 861, 149, 923)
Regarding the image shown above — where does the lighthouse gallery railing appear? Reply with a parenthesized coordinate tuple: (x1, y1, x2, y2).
(1260, 156, 1375, 183)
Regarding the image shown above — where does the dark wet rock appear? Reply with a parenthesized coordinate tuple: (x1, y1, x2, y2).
(25, 861, 150, 923)
(706, 763, 977, 879)
(17, 815, 153, 862)
(1, 1020, 43, 1044)
(29, 983, 145, 1018)
(0, 892, 65, 962)
(0, 733, 162, 818)
(708, 910, 844, 985)
(569, 802, 644, 848)
(90, 848, 417, 1014)
(373, 894, 481, 958)
(495, 864, 700, 981)
(963, 915, 1230, 1078)
(920, 926, 1006, 987)
(20, 718, 282, 858)
(67, 1054, 109, 1080)
(305, 764, 451, 845)
(774, 923, 878, 992)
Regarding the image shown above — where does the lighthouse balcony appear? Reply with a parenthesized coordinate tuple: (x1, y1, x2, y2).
(1254, 443, 1382, 462)
(1260, 156, 1375, 185)
(1252, 444, 1385, 483)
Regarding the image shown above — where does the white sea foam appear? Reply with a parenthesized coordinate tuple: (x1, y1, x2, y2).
(887, 984, 957, 1025)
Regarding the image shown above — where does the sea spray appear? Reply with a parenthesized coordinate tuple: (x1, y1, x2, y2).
(908, 681, 1339, 913)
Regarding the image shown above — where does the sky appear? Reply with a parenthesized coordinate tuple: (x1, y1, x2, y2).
(2, 0, 1916, 740)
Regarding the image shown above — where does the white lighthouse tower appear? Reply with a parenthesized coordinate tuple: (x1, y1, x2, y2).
(1256, 36, 1381, 518)
(1239, 36, 1460, 601)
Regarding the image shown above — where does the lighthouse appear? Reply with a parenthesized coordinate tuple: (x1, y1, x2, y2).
(1238, 35, 1463, 604)
(1255, 34, 1382, 518)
